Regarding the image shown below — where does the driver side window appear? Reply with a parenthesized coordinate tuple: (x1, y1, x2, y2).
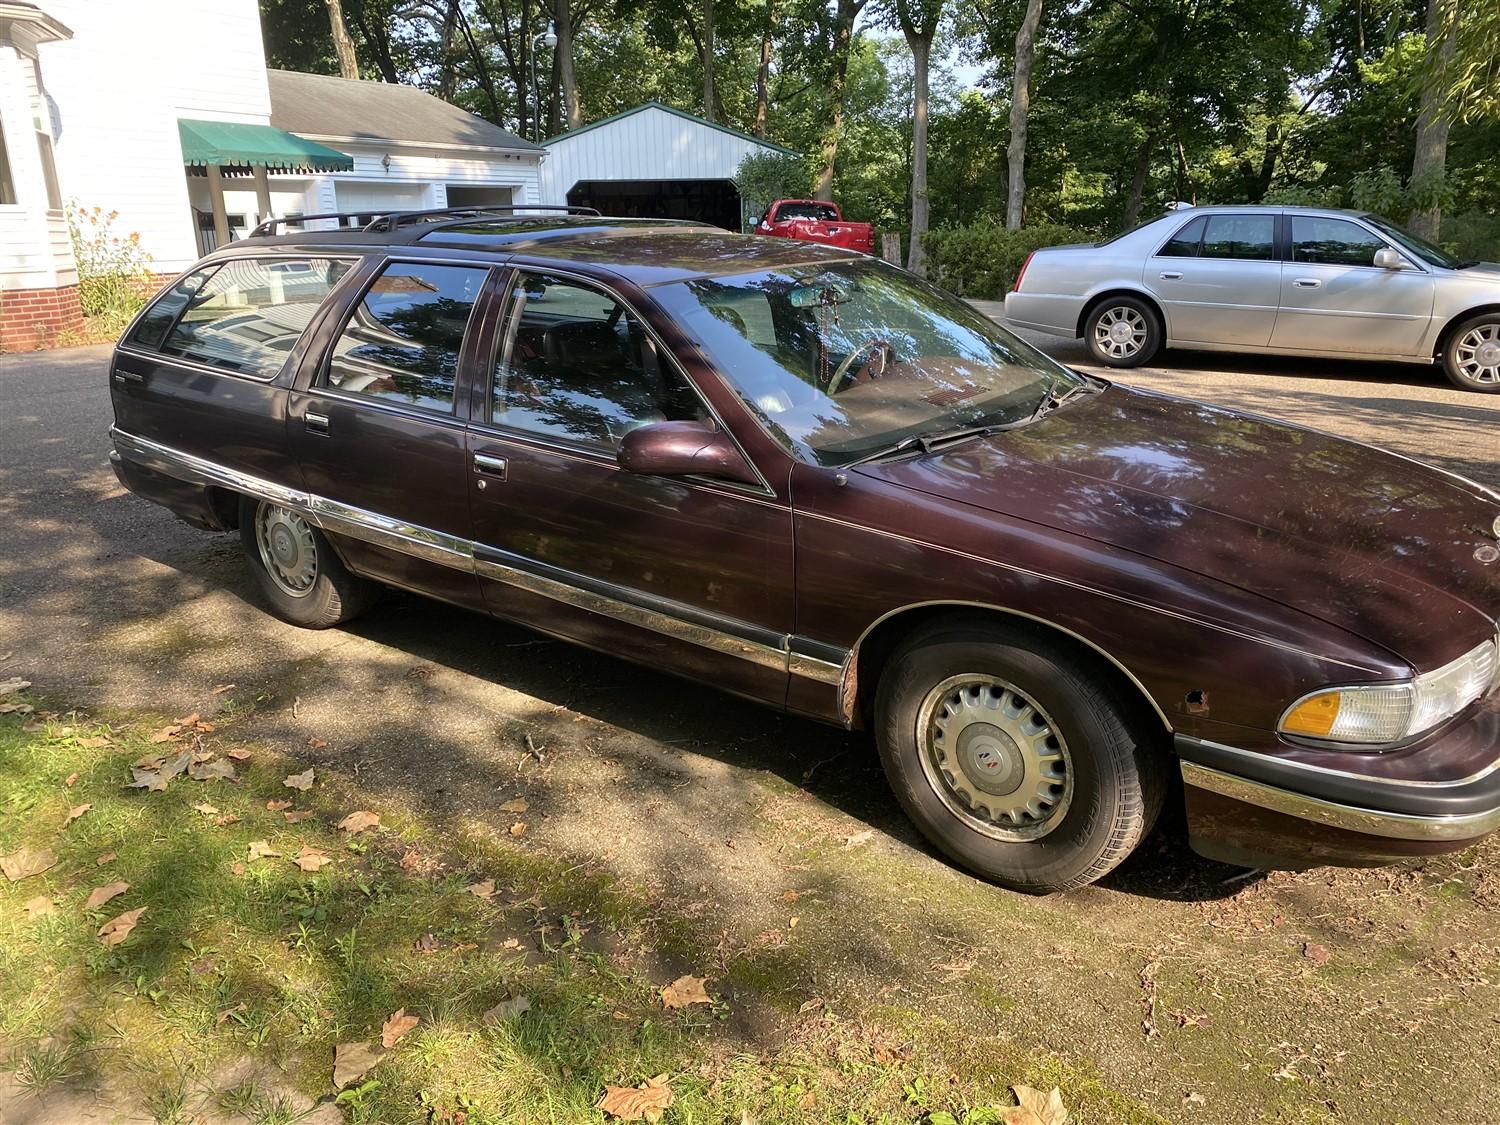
(490, 272, 702, 451)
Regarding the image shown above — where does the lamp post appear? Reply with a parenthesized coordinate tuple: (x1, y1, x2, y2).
(531, 21, 558, 144)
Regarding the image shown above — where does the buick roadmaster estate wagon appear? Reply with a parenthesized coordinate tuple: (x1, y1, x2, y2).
(109, 207, 1500, 893)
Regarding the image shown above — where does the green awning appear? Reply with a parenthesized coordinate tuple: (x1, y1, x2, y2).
(177, 118, 353, 173)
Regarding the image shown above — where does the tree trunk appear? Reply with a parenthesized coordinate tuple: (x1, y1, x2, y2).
(438, 0, 461, 100)
(702, 0, 718, 121)
(1410, 0, 1456, 240)
(353, 9, 399, 81)
(752, 6, 774, 137)
(324, 0, 360, 80)
(1005, 0, 1043, 229)
(814, 0, 863, 200)
(906, 31, 931, 275)
(554, 0, 582, 128)
(1122, 134, 1154, 229)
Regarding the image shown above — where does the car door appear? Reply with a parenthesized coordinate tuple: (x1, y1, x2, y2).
(286, 256, 494, 610)
(464, 267, 795, 706)
(1270, 214, 1436, 356)
(1145, 212, 1281, 346)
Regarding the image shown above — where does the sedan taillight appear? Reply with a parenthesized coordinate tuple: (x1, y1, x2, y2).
(1014, 252, 1035, 292)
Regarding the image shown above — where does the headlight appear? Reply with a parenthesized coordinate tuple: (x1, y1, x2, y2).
(1279, 636, 1499, 746)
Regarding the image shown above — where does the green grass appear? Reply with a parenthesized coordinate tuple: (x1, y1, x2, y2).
(0, 699, 1163, 1124)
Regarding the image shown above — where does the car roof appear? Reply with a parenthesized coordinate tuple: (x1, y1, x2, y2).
(230, 215, 863, 286)
(1147, 204, 1372, 219)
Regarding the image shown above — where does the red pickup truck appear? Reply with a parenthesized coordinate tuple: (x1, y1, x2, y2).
(754, 199, 875, 254)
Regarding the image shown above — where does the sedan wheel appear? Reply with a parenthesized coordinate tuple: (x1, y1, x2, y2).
(239, 496, 379, 628)
(1084, 296, 1162, 368)
(1444, 315, 1500, 392)
(875, 619, 1166, 893)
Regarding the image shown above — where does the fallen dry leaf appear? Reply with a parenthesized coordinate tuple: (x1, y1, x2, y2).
(231, 861, 246, 876)
(332, 1041, 386, 1089)
(597, 1075, 674, 1122)
(63, 803, 92, 827)
(482, 995, 530, 1023)
(1303, 941, 1331, 966)
(0, 677, 31, 697)
(381, 1008, 420, 1048)
(128, 749, 192, 791)
(509, 822, 527, 837)
(307, 738, 329, 750)
(283, 810, 314, 823)
(414, 933, 439, 954)
(23, 894, 55, 918)
(798, 997, 825, 1014)
(293, 846, 332, 873)
(247, 840, 282, 861)
(788, 916, 799, 929)
(174, 712, 200, 728)
(77, 736, 112, 749)
(266, 799, 292, 812)
(1182, 1092, 1208, 1108)
(211, 683, 236, 695)
(135, 752, 165, 770)
(192, 802, 220, 816)
(216, 1002, 247, 1025)
(500, 938, 522, 950)
(1001, 1085, 1069, 1125)
(189, 758, 236, 782)
(95, 852, 116, 866)
(337, 810, 380, 835)
(97, 905, 147, 947)
(148, 725, 182, 744)
(214, 814, 241, 827)
(467, 880, 496, 899)
(499, 797, 529, 814)
(283, 769, 315, 792)
(63, 772, 80, 788)
(660, 975, 711, 1010)
(1, 847, 57, 881)
(84, 881, 130, 910)
(226, 747, 252, 761)
(841, 829, 876, 849)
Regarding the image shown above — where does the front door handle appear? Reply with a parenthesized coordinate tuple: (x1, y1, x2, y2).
(305, 411, 330, 435)
(473, 453, 508, 480)
(1293, 278, 1322, 289)
(1159, 271, 1183, 280)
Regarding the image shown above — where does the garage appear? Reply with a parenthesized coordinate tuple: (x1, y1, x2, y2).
(540, 102, 796, 231)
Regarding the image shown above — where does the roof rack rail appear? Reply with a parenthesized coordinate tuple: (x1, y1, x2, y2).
(248, 204, 602, 239)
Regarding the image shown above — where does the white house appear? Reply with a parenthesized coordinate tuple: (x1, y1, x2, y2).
(538, 101, 797, 230)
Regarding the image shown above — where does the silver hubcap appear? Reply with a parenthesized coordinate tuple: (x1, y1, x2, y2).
(1455, 325, 1500, 385)
(255, 503, 318, 598)
(916, 675, 1073, 841)
(1094, 307, 1147, 360)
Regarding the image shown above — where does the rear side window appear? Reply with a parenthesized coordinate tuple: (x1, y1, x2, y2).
(1292, 217, 1385, 267)
(128, 267, 217, 350)
(1158, 216, 1205, 257)
(1200, 214, 1274, 260)
(152, 258, 349, 377)
(326, 261, 488, 414)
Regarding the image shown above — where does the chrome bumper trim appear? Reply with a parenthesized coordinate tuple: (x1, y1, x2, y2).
(1181, 761, 1500, 842)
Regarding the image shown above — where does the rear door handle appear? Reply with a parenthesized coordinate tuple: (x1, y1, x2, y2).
(473, 453, 508, 480)
(305, 411, 330, 435)
(1159, 271, 1183, 280)
(1293, 278, 1321, 288)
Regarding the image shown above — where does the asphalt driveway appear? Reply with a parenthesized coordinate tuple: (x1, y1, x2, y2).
(3, 340, 1499, 1123)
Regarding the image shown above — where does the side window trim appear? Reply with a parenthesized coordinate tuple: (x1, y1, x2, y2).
(1198, 213, 1277, 262)
(120, 264, 222, 356)
(1153, 216, 1204, 258)
(476, 265, 776, 497)
(1288, 214, 1417, 271)
(317, 255, 496, 418)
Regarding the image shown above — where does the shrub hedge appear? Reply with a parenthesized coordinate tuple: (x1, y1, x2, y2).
(923, 220, 1096, 298)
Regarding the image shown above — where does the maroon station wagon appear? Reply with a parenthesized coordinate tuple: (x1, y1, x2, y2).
(107, 207, 1500, 893)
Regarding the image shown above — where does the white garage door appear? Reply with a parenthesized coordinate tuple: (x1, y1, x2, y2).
(333, 182, 429, 219)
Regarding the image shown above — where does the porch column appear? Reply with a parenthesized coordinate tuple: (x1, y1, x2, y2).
(252, 165, 272, 223)
(205, 163, 230, 246)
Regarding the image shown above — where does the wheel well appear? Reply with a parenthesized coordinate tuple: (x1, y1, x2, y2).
(205, 487, 243, 531)
(1075, 289, 1165, 340)
(849, 604, 1171, 738)
(1432, 304, 1500, 359)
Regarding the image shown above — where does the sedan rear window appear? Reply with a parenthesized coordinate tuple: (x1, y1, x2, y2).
(146, 258, 350, 378)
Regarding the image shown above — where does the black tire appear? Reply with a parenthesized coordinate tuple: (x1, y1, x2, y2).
(874, 620, 1167, 893)
(238, 496, 379, 629)
(1084, 295, 1162, 368)
(1440, 313, 1500, 393)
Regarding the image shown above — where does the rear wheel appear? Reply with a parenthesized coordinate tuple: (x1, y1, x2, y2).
(1441, 314, 1500, 392)
(1084, 296, 1162, 368)
(239, 496, 378, 628)
(874, 620, 1167, 893)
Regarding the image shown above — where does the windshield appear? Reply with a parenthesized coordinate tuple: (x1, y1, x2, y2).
(656, 259, 1083, 466)
(1364, 214, 1464, 269)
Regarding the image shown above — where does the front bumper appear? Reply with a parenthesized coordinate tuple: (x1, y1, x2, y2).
(1176, 720, 1500, 869)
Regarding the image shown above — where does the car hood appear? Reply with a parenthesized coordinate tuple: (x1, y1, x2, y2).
(1455, 260, 1500, 280)
(856, 384, 1500, 670)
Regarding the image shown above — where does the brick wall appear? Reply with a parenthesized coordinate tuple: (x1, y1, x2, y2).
(0, 285, 86, 352)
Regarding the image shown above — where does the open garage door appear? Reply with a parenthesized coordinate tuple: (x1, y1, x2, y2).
(566, 179, 742, 230)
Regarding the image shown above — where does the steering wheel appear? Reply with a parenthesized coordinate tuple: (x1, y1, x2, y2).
(825, 337, 894, 394)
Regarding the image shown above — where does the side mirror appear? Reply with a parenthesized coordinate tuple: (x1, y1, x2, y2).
(617, 420, 760, 486)
(1374, 247, 1408, 270)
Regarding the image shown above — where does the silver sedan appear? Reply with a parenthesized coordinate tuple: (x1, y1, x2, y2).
(1003, 205, 1500, 392)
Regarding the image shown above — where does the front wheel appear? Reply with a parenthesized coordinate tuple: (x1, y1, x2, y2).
(1441, 314, 1500, 392)
(1084, 296, 1162, 368)
(239, 497, 379, 628)
(874, 621, 1167, 893)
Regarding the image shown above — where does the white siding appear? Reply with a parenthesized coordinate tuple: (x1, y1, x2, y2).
(0, 44, 74, 289)
(539, 105, 781, 203)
